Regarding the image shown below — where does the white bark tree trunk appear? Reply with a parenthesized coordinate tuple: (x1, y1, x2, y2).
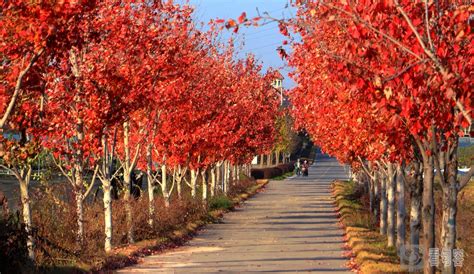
(100, 134, 115, 253)
(201, 169, 207, 203)
(232, 164, 237, 183)
(210, 166, 216, 197)
(396, 164, 406, 252)
(19, 166, 34, 260)
(380, 172, 388, 235)
(71, 116, 87, 245)
(235, 165, 240, 182)
(369, 176, 374, 214)
(373, 171, 379, 220)
(102, 178, 113, 253)
(440, 140, 459, 274)
(75, 187, 84, 244)
(191, 169, 197, 198)
(177, 165, 183, 199)
(146, 144, 154, 227)
(123, 121, 134, 244)
(224, 161, 230, 194)
(409, 160, 422, 270)
(441, 184, 457, 274)
(161, 164, 170, 207)
(422, 153, 435, 274)
(387, 163, 396, 247)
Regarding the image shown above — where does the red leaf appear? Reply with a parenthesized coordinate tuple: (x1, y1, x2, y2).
(238, 12, 247, 24)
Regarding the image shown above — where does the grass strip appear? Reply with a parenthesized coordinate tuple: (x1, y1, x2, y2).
(331, 180, 403, 274)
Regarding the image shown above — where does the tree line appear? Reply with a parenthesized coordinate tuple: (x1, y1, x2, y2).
(282, 1, 472, 274)
(0, 0, 287, 262)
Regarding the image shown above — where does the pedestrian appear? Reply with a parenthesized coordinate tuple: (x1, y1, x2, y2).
(295, 159, 301, 176)
(302, 160, 309, 176)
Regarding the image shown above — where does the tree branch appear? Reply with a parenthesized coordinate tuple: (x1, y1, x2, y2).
(323, 3, 424, 61)
(394, 0, 472, 126)
(459, 165, 474, 190)
(383, 58, 429, 83)
(423, 0, 435, 52)
(51, 156, 75, 186)
(357, 156, 375, 180)
(83, 165, 99, 201)
(0, 48, 45, 129)
(130, 144, 141, 171)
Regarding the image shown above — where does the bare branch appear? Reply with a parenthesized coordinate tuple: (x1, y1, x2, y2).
(383, 59, 429, 83)
(83, 165, 99, 201)
(130, 144, 141, 171)
(357, 156, 375, 180)
(459, 165, 474, 190)
(51, 156, 75, 186)
(455, 99, 472, 125)
(0, 164, 19, 179)
(423, 0, 435, 52)
(0, 48, 45, 129)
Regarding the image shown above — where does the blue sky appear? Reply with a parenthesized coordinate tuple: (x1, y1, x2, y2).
(185, 0, 296, 88)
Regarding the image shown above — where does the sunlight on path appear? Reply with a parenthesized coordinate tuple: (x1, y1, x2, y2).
(118, 154, 351, 273)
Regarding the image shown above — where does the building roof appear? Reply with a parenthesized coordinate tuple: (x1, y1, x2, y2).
(274, 70, 284, 80)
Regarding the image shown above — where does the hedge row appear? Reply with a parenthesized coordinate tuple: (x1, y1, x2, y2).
(251, 162, 295, 180)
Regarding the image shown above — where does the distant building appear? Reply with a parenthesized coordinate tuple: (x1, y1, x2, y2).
(271, 71, 288, 107)
(463, 124, 473, 138)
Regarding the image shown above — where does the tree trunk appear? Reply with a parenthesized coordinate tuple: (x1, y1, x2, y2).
(422, 154, 435, 274)
(407, 161, 422, 270)
(387, 163, 396, 247)
(216, 162, 221, 192)
(123, 121, 134, 244)
(380, 172, 388, 235)
(235, 165, 240, 182)
(210, 166, 216, 197)
(224, 161, 230, 194)
(369, 176, 374, 214)
(73, 165, 85, 245)
(275, 151, 280, 165)
(231, 164, 235, 183)
(373, 171, 379, 221)
(191, 169, 197, 198)
(75, 188, 84, 245)
(73, 118, 85, 245)
(260, 155, 264, 167)
(102, 178, 113, 253)
(396, 164, 406, 253)
(19, 166, 34, 260)
(267, 153, 272, 166)
(441, 141, 459, 274)
(146, 145, 154, 227)
(201, 169, 207, 203)
(101, 134, 115, 253)
(177, 165, 183, 199)
(161, 164, 169, 207)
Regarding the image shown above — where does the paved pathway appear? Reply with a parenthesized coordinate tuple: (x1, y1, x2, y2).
(119, 155, 352, 273)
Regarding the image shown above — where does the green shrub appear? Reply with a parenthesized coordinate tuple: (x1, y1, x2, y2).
(208, 195, 233, 211)
(459, 145, 474, 168)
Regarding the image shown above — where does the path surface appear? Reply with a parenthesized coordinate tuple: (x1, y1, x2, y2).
(119, 155, 352, 273)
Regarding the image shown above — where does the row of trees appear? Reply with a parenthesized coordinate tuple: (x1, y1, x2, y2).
(1, 0, 281, 260)
(286, 1, 472, 274)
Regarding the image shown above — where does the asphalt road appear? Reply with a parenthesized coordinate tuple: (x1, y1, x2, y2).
(118, 154, 352, 273)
